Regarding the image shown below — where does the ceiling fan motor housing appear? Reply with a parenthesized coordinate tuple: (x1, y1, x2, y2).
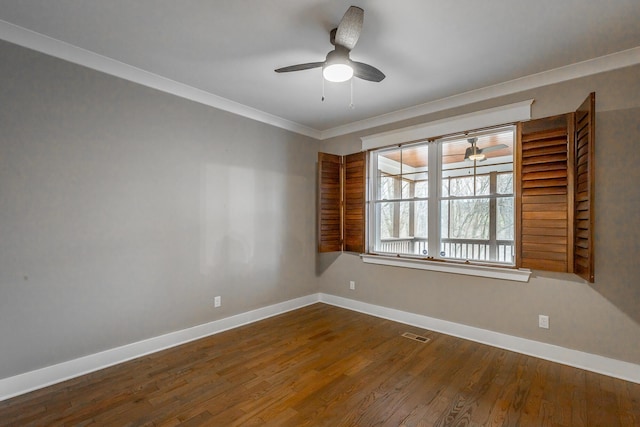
(325, 46, 351, 65)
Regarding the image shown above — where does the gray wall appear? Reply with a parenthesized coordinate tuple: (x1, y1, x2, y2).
(0, 40, 319, 379)
(1, 35, 638, 383)
(319, 65, 640, 365)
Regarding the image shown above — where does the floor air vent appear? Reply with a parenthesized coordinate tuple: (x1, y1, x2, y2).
(402, 332, 430, 343)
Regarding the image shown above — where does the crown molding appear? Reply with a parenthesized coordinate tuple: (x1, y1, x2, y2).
(0, 20, 322, 140)
(1, 19, 638, 141)
(319, 46, 640, 140)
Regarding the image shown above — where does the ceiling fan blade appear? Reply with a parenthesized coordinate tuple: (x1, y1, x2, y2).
(479, 144, 508, 154)
(275, 62, 324, 73)
(335, 6, 363, 50)
(352, 61, 385, 82)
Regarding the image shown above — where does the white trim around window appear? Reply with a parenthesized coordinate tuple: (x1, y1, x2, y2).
(361, 254, 532, 282)
(361, 99, 534, 151)
(361, 100, 535, 282)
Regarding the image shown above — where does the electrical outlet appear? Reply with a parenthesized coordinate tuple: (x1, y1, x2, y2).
(538, 314, 549, 329)
(214, 296, 221, 308)
(349, 281, 355, 290)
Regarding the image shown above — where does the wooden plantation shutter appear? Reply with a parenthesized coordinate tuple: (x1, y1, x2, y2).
(317, 152, 366, 253)
(516, 93, 595, 281)
(516, 114, 573, 272)
(343, 152, 366, 252)
(318, 153, 342, 252)
(574, 93, 595, 282)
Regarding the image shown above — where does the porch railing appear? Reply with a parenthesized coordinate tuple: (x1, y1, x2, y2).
(377, 237, 514, 264)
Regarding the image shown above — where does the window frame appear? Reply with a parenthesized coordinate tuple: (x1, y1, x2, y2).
(368, 126, 517, 267)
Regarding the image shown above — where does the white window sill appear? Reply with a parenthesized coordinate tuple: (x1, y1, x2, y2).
(360, 254, 531, 282)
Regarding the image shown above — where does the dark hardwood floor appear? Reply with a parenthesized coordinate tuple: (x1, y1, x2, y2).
(1, 303, 639, 426)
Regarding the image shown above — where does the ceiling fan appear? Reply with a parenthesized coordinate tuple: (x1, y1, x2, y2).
(464, 137, 508, 161)
(275, 6, 385, 83)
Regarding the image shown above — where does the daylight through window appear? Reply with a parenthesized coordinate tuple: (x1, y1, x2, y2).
(370, 127, 515, 265)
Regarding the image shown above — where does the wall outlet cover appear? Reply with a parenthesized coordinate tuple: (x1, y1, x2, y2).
(538, 314, 549, 329)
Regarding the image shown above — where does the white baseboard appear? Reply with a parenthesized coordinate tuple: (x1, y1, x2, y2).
(319, 293, 640, 384)
(2, 292, 638, 402)
(0, 294, 320, 402)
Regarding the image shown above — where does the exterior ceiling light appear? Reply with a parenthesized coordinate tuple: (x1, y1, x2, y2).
(465, 146, 486, 161)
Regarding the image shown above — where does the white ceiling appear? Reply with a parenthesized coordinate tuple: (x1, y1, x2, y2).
(1, 0, 639, 139)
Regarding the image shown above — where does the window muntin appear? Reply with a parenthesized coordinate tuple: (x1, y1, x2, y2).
(370, 127, 515, 265)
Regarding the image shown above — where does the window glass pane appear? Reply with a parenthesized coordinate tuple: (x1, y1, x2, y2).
(475, 175, 490, 196)
(401, 180, 411, 199)
(414, 201, 428, 238)
(414, 180, 428, 198)
(440, 240, 489, 261)
(441, 177, 449, 197)
(400, 145, 429, 174)
(404, 170, 429, 182)
(444, 175, 491, 197)
(376, 201, 420, 239)
(399, 201, 411, 238)
(377, 146, 430, 200)
(438, 129, 514, 264)
(373, 200, 427, 255)
(379, 175, 394, 200)
(441, 201, 449, 239)
(399, 145, 428, 200)
(449, 176, 475, 197)
(376, 149, 400, 199)
(442, 138, 468, 165)
(497, 197, 514, 240)
(444, 199, 489, 240)
(497, 173, 513, 194)
(378, 175, 396, 200)
(378, 201, 393, 239)
(380, 202, 394, 239)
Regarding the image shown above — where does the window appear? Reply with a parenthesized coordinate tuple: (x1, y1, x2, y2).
(370, 127, 515, 265)
(317, 94, 594, 282)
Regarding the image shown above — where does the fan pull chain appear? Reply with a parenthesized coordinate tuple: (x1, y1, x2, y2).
(349, 78, 355, 109)
(321, 73, 325, 102)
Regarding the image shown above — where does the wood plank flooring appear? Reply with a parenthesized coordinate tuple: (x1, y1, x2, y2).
(1, 303, 639, 426)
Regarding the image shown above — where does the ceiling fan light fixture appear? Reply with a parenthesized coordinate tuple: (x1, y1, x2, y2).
(464, 146, 485, 161)
(323, 62, 354, 82)
(275, 7, 384, 84)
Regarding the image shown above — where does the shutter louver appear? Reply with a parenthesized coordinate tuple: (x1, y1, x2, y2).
(574, 93, 595, 282)
(517, 115, 571, 272)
